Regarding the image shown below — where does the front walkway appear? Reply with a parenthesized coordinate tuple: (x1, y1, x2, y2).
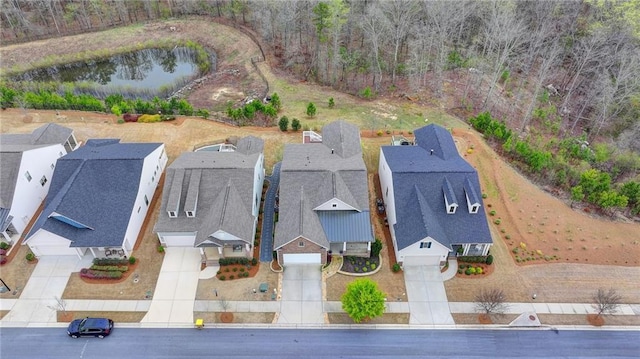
(404, 265, 455, 325)
(260, 162, 281, 262)
(141, 247, 201, 326)
(277, 264, 324, 324)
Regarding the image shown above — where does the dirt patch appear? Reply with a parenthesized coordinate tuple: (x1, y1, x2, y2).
(0, 245, 38, 299)
(215, 263, 259, 281)
(196, 264, 277, 301)
(194, 312, 275, 324)
(452, 313, 519, 325)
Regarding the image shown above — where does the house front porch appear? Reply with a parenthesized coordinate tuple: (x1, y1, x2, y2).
(330, 241, 371, 258)
(451, 243, 491, 257)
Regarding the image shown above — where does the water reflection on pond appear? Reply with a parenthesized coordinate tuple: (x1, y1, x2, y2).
(11, 47, 206, 93)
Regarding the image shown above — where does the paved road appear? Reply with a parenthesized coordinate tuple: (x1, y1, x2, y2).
(260, 162, 281, 262)
(1, 328, 638, 358)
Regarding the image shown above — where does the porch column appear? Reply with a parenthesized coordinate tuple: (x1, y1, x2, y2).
(1, 231, 10, 242)
(89, 248, 97, 257)
(342, 242, 346, 252)
(482, 244, 490, 256)
(367, 241, 371, 251)
(463, 244, 470, 256)
(218, 247, 223, 258)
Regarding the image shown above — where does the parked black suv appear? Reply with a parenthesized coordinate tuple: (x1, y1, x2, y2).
(67, 317, 114, 338)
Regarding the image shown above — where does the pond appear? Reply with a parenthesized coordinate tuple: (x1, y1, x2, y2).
(10, 47, 214, 98)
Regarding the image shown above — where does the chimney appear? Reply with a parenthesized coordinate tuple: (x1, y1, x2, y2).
(430, 149, 434, 155)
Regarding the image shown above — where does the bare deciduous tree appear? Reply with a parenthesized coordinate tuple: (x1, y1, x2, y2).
(47, 296, 68, 317)
(592, 288, 622, 318)
(474, 288, 508, 315)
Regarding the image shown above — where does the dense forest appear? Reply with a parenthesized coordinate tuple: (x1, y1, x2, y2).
(2, 0, 639, 215)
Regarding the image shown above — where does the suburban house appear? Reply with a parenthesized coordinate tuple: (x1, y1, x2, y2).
(154, 136, 264, 267)
(0, 123, 79, 244)
(274, 121, 374, 266)
(24, 139, 167, 258)
(378, 124, 493, 267)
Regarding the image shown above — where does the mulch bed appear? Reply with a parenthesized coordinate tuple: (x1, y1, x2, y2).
(78, 262, 139, 284)
(454, 262, 495, 278)
(340, 255, 380, 274)
(216, 263, 259, 280)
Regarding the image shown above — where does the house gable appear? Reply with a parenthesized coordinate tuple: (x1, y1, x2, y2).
(314, 197, 357, 211)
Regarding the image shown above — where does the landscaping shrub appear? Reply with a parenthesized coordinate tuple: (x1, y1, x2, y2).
(371, 238, 383, 257)
(0, 249, 6, 255)
(0, 242, 9, 250)
(80, 268, 123, 279)
(157, 245, 165, 253)
(0, 255, 6, 264)
(465, 268, 472, 275)
(392, 263, 401, 272)
(229, 275, 235, 280)
(90, 265, 129, 272)
(475, 267, 483, 274)
(93, 258, 128, 266)
(370, 263, 376, 270)
(362, 267, 368, 272)
(494, 219, 501, 225)
(128, 256, 136, 265)
(489, 210, 496, 216)
(251, 258, 258, 266)
(219, 275, 226, 281)
(239, 267, 245, 272)
(485, 255, 494, 265)
(243, 272, 249, 277)
(458, 269, 463, 274)
(123, 113, 140, 122)
(137, 114, 162, 123)
(232, 267, 238, 272)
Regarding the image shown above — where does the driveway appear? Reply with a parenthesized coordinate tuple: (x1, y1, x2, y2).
(1, 255, 90, 325)
(403, 265, 454, 325)
(277, 264, 323, 324)
(141, 247, 201, 326)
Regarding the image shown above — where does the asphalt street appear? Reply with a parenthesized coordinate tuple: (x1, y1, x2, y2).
(1, 328, 638, 359)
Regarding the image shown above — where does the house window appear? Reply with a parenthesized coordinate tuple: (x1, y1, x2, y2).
(152, 176, 155, 182)
(332, 203, 337, 208)
(233, 245, 243, 252)
(144, 195, 149, 206)
(186, 211, 194, 217)
(168, 211, 177, 218)
(448, 206, 455, 213)
(471, 205, 479, 213)
(25, 171, 32, 182)
(420, 242, 431, 249)
(51, 163, 55, 169)
(40, 175, 48, 186)
(298, 241, 305, 247)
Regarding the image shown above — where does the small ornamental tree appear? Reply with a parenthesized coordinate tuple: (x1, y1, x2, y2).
(328, 97, 335, 108)
(270, 92, 281, 111)
(278, 116, 289, 131)
(341, 278, 386, 323)
(474, 288, 508, 316)
(306, 102, 317, 117)
(593, 288, 622, 318)
(291, 118, 301, 131)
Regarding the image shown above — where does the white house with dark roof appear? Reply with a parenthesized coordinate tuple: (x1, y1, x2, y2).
(154, 136, 264, 266)
(378, 124, 492, 267)
(0, 123, 79, 243)
(24, 139, 166, 257)
(274, 121, 374, 266)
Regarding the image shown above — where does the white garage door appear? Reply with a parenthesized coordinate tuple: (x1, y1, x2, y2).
(158, 233, 196, 247)
(282, 253, 321, 265)
(402, 255, 441, 266)
(30, 245, 79, 256)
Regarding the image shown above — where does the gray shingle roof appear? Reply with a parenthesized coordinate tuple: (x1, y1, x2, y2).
(275, 121, 372, 249)
(153, 138, 263, 246)
(381, 124, 492, 251)
(26, 139, 163, 248)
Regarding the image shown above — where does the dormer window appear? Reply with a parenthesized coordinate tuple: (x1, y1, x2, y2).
(186, 211, 195, 218)
(470, 205, 479, 214)
(442, 177, 457, 215)
(448, 206, 455, 213)
(168, 211, 177, 218)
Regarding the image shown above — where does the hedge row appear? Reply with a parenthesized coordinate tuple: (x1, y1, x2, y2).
(93, 258, 129, 266)
(90, 265, 129, 272)
(80, 268, 123, 279)
(218, 257, 258, 266)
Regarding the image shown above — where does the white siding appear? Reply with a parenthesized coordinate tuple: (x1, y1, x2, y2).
(377, 149, 399, 256)
(252, 153, 265, 217)
(9, 144, 66, 235)
(158, 232, 197, 247)
(398, 238, 449, 266)
(313, 198, 357, 211)
(26, 229, 81, 257)
(122, 145, 167, 253)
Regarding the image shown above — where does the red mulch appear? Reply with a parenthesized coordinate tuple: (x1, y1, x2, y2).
(587, 314, 605, 326)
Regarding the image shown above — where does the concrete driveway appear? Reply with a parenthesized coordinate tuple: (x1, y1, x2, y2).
(141, 247, 201, 326)
(277, 264, 323, 324)
(403, 265, 454, 325)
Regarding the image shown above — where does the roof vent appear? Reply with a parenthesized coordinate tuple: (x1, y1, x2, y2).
(430, 149, 434, 155)
(331, 149, 334, 154)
